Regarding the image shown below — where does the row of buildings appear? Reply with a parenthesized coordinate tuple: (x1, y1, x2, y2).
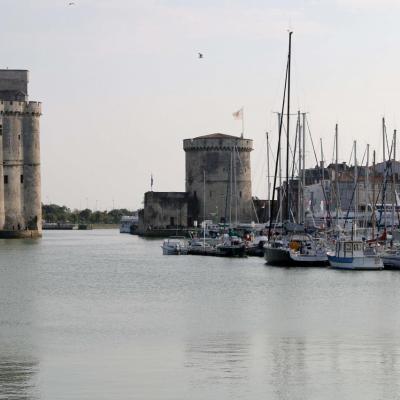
(136, 132, 400, 234)
(281, 160, 400, 227)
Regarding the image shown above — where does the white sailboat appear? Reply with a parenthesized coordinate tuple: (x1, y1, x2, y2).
(327, 141, 383, 270)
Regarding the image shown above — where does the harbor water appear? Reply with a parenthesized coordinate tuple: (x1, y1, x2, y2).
(1, 230, 400, 399)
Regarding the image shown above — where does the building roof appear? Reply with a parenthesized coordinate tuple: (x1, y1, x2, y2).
(194, 133, 241, 140)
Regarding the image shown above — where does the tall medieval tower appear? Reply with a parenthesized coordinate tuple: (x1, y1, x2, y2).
(0, 70, 42, 238)
(183, 133, 254, 224)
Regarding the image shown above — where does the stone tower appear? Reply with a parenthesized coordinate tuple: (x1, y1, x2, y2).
(0, 70, 42, 238)
(183, 133, 254, 224)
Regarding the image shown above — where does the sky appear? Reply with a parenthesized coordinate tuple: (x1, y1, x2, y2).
(1, 0, 400, 210)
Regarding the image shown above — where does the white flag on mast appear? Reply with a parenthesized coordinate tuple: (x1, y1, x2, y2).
(232, 108, 243, 120)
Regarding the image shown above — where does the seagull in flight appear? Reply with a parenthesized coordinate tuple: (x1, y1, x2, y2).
(68, 2, 75, 5)
(198, 52, 203, 59)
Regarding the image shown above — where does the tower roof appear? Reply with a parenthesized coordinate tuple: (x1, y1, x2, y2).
(194, 133, 240, 140)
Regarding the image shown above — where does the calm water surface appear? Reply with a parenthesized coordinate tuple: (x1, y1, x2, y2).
(1, 230, 400, 399)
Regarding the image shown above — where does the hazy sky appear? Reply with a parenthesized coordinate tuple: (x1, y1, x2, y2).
(2, 0, 400, 210)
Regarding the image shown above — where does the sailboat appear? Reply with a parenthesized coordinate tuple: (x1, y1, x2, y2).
(264, 32, 328, 267)
(327, 141, 383, 270)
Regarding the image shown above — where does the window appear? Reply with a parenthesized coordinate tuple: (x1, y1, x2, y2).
(4, 175, 8, 184)
(18, 134, 21, 140)
(209, 190, 212, 198)
(0, 125, 2, 136)
(20, 175, 23, 184)
(240, 191, 242, 198)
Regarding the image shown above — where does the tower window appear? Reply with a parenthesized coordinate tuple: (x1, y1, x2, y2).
(20, 175, 24, 184)
(18, 134, 21, 140)
(240, 191, 242, 198)
(4, 175, 8, 184)
(0, 125, 2, 136)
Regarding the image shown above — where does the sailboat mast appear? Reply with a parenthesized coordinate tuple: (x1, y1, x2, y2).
(354, 140, 358, 236)
(286, 31, 293, 222)
(267, 35, 290, 239)
(302, 112, 306, 223)
(383, 119, 387, 232)
(229, 151, 232, 225)
(366, 144, 370, 229)
(203, 169, 206, 247)
(297, 111, 301, 223)
(278, 112, 282, 224)
(392, 130, 396, 229)
(335, 123, 339, 229)
(383, 117, 386, 163)
(266, 132, 271, 223)
(372, 150, 376, 239)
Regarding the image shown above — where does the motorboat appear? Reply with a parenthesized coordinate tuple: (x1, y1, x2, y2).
(327, 240, 383, 270)
(216, 236, 246, 257)
(187, 239, 217, 256)
(161, 237, 188, 255)
(264, 233, 328, 266)
(380, 246, 400, 269)
(120, 215, 138, 233)
(245, 235, 268, 257)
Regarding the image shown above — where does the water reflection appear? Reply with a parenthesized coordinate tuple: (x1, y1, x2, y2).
(0, 356, 39, 399)
(185, 333, 250, 385)
(266, 336, 400, 400)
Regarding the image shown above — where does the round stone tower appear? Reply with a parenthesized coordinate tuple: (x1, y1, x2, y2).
(0, 70, 42, 238)
(23, 101, 42, 233)
(2, 100, 25, 231)
(0, 109, 4, 230)
(183, 133, 254, 224)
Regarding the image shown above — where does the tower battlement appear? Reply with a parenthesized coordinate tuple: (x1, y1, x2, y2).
(0, 101, 41, 115)
(183, 134, 253, 152)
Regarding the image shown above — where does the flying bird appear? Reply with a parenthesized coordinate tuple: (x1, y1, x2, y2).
(68, 2, 75, 5)
(198, 52, 203, 59)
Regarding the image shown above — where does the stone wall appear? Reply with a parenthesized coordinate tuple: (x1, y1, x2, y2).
(141, 192, 190, 230)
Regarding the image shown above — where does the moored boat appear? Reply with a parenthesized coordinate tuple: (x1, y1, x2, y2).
(327, 240, 383, 270)
(161, 237, 188, 255)
(380, 247, 400, 269)
(265, 233, 328, 266)
(216, 236, 246, 257)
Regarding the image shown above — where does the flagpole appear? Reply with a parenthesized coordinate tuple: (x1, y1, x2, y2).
(241, 107, 244, 138)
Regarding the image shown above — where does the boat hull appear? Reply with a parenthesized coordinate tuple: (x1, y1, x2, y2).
(328, 254, 383, 270)
(162, 247, 187, 255)
(216, 244, 246, 257)
(265, 246, 328, 266)
(264, 247, 293, 265)
(381, 254, 400, 269)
